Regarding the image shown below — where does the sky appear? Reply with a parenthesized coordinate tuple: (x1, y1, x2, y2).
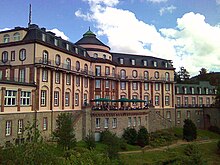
(0, 0, 220, 76)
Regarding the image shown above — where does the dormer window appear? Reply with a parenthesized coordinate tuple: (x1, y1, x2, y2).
(131, 59, 135, 65)
(75, 47, 78, 54)
(198, 87, 202, 94)
(54, 39, 58, 46)
(93, 53, 98, 58)
(184, 87, 187, 94)
(83, 51, 86, 57)
(143, 60, 148, 66)
(13, 32, 20, 41)
(103, 54, 106, 59)
(120, 58, 124, 64)
(42, 33, 46, 41)
(191, 87, 195, 94)
(206, 88, 209, 94)
(153, 61, 158, 67)
(66, 43, 69, 50)
(164, 62, 168, 68)
(3, 34, 10, 43)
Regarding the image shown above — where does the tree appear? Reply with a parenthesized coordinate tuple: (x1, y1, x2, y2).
(53, 113, 76, 150)
(199, 68, 207, 75)
(122, 128, 137, 145)
(84, 131, 96, 150)
(177, 67, 190, 81)
(137, 126, 149, 147)
(100, 130, 120, 159)
(183, 119, 197, 141)
(174, 71, 181, 83)
(215, 86, 220, 106)
(181, 143, 206, 164)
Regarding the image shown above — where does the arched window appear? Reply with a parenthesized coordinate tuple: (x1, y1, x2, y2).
(84, 64, 88, 73)
(76, 61, 80, 71)
(3, 34, 10, 43)
(13, 32, 20, 41)
(42, 51, 48, 64)
(93, 53, 98, 58)
(132, 70, 138, 78)
(120, 69, 126, 79)
(66, 58, 71, 70)
(55, 54, 61, 66)
(2, 51, 8, 63)
(154, 71, 159, 79)
(144, 71, 149, 79)
(19, 49, 26, 61)
(165, 72, 170, 81)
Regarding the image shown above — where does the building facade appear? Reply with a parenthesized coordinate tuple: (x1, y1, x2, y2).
(0, 24, 218, 145)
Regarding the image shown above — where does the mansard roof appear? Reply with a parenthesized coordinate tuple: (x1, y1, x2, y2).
(111, 52, 174, 69)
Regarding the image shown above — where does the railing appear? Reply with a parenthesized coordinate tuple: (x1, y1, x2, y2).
(175, 104, 215, 108)
(35, 58, 174, 82)
(0, 76, 35, 84)
(0, 60, 11, 66)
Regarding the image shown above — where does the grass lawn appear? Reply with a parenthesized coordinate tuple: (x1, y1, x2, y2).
(120, 141, 220, 165)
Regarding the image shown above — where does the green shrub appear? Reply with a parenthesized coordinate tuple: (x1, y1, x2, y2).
(208, 126, 220, 134)
(122, 128, 137, 145)
(100, 130, 120, 159)
(149, 130, 177, 147)
(137, 126, 149, 147)
(180, 143, 206, 165)
(183, 119, 197, 142)
(84, 131, 96, 150)
(217, 140, 220, 152)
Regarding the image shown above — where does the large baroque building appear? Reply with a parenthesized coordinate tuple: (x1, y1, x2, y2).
(0, 24, 218, 145)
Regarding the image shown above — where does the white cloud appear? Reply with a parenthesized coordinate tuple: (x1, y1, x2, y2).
(146, 0, 168, 3)
(159, 5, 176, 16)
(216, 0, 220, 5)
(48, 28, 69, 40)
(76, 1, 220, 76)
(0, 28, 11, 32)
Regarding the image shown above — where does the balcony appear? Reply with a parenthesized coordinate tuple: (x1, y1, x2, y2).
(0, 76, 35, 85)
(35, 58, 94, 77)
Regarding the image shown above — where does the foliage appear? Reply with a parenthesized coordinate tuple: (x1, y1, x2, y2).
(53, 113, 76, 150)
(180, 143, 206, 165)
(24, 120, 42, 143)
(208, 125, 220, 135)
(177, 66, 190, 81)
(217, 140, 220, 153)
(122, 128, 137, 145)
(136, 126, 149, 147)
(100, 130, 120, 159)
(199, 68, 207, 75)
(149, 129, 177, 147)
(183, 119, 197, 142)
(84, 131, 96, 150)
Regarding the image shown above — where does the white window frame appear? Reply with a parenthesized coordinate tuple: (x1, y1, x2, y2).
(165, 96, 170, 106)
(5, 90, 17, 106)
(43, 117, 47, 130)
(133, 117, 137, 126)
(132, 82, 138, 90)
(55, 72, 60, 84)
(165, 84, 170, 91)
(96, 118, 100, 128)
(128, 117, 132, 127)
(138, 117, 141, 126)
(144, 83, 149, 91)
(75, 93, 79, 106)
(112, 118, 117, 128)
(120, 58, 124, 64)
(19, 49, 26, 61)
(95, 80, 101, 88)
(20, 91, 31, 106)
(41, 90, 46, 106)
(42, 70, 48, 82)
(155, 96, 159, 106)
(65, 92, 70, 106)
(54, 91, 59, 106)
(131, 59, 135, 65)
(6, 120, 12, 136)
(104, 118, 109, 128)
(66, 74, 71, 85)
(18, 119, 23, 134)
(19, 68, 25, 82)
